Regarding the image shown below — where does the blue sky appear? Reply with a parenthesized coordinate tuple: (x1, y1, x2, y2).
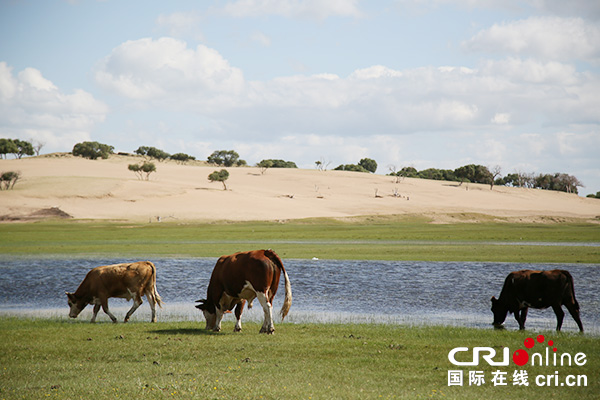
(1, 0, 599, 195)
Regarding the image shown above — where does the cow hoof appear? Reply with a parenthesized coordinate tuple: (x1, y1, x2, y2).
(234, 327, 242, 332)
(260, 327, 275, 334)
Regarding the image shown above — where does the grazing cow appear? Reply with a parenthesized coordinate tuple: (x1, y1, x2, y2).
(196, 249, 292, 334)
(66, 261, 163, 323)
(491, 269, 583, 332)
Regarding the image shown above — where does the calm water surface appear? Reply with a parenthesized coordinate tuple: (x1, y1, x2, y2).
(0, 257, 598, 333)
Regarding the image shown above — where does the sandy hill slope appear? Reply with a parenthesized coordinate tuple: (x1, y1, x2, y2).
(1, 154, 599, 223)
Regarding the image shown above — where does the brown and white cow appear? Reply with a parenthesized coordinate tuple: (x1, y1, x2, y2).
(196, 249, 292, 334)
(491, 269, 583, 332)
(66, 261, 163, 323)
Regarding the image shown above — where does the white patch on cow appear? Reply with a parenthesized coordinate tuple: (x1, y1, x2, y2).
(256, 292, 274, 334)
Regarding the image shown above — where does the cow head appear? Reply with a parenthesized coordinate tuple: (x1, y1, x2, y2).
(195, 299, 217, 330)
(66, 292, 87, 318)
(490, 296, 508, 328)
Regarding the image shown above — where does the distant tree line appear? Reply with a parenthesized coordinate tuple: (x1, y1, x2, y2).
(389, 164, 584, 194)
(66, 141, 592, 195)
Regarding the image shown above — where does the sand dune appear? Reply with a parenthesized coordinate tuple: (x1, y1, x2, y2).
(1, 154, 599, 223)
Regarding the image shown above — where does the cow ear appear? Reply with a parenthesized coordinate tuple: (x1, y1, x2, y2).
(195, 299, 206, 310)
(491, 296, 497, 303)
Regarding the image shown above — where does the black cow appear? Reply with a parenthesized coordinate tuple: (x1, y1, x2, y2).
(491, 269, 583, 332)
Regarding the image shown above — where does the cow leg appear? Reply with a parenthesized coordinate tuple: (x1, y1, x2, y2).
(146, 293, 157, 323)
(565, 304, 584, 332)
(233, 302, 245, 332)
(257, 292, 274, 334)
(518, 308, 528, 330)
(101, 299, 118, 323)
(212, 307, 224, 332)
(124, 295, 143, 323)
(513, 309, 526, 330)
(90, 304, 101, 323)
(552, 305, 565, 331)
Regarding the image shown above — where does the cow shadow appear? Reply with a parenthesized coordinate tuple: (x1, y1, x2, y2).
(147, 328, 218, 336)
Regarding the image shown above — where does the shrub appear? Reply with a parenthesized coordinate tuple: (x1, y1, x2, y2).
(0, 171, 20, 190)
(170, 153, 196, 163)
(72, 141, 114, 160)
(208, 169, 230, 190)
(134, 146, 170, 161)
(334, 164, 369, 173)
(128, 162, 156, 180)
(208, 150, 246, 167)
(358, 158, 377, 173)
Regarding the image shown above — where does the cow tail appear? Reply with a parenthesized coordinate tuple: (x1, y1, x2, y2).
(563, 270, 579, 310)
(149, 261, 164, 308)
(265, 250, 292, 320)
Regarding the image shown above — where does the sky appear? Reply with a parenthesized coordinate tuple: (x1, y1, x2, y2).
(1, 0, 599, 195)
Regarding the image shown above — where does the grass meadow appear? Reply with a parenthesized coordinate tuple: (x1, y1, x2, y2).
(1, 318, 598, 400)
(0, 215, 598, 262)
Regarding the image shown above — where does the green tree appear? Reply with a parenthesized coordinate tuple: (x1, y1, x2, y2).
(334, 164, 369, 173)
(170, 153, 196, 164)
(0, 139, 18, 159)
(454, 164, 492, 185)
(259, 159, 298, 168)
(418, 168, 444, 181)
(399, 166, 418, 178)
(358, 158, 377, 173)
(257, 159, 274, 175)
(0, 171, 20, 190)
(72, 141, 114, 160)
(207, 150, 245, 167)
(134, 146, 170, 161)
(208, 169, 230, 190)
(128, 162, 156, 180)
(586, 191, 600, 199)
(12, 139, 34, 159)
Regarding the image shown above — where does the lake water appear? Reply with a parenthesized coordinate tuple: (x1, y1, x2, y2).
(0, 257, 598, 333)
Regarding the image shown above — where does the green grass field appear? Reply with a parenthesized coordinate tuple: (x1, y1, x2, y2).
(0, 318, 598, 400)
(0, 216, 599, 262)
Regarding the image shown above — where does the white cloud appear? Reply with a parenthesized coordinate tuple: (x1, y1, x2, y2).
(491, 113, 510, 125)
(220, 0, 363, 20)
(463, 17, 600, 64)
(94, 37, 245, 107)
(0, 62, 108, 151)
(350, 65, 403, 79)
(93, 38, 599, 152)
